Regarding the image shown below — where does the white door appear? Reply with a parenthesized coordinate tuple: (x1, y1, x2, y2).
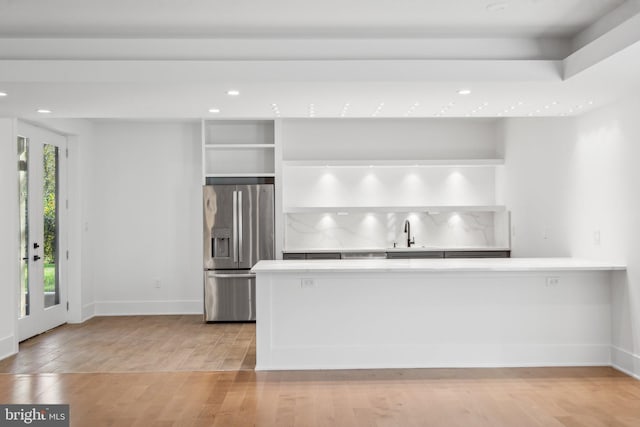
(17, 122, 68, 341)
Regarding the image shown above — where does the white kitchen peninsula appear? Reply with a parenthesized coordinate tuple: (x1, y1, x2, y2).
(252, 258, 625, 371)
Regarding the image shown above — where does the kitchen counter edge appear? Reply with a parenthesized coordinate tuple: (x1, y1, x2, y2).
(252, 258, 626, 273)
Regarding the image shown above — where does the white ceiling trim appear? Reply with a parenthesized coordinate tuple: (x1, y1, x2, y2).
(565, 12, 640, 78)
(0, 59, 562, 84)
(0, 37, 570, 61)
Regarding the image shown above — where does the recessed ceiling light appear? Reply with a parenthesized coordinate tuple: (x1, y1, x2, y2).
(208, 108, 220, 113)
(0, 92, 7, 97)
(458, 89, 472, 96)
(37, 109, 52, 114)
(227, 89, 240, 96)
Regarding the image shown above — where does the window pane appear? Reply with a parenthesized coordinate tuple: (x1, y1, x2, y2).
(18, 137, 29, 317)
(43, 143, 59, 308)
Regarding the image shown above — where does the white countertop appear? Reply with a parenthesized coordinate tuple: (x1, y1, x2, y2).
(283, 247, 510, 253)
(252, 257, 626, 273)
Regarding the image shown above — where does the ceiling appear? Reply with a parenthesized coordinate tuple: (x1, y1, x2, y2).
(0, 0, 627, 37)
(1, 0, 640, 119)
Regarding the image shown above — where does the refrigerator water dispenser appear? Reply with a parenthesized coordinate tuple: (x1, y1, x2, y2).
(212, 228, 231, 258)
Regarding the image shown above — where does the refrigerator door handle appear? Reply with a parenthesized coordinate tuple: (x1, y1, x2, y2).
(238, 190, 244, 263)
(207, 272, 256, 279)
(232, 190, 238, 263)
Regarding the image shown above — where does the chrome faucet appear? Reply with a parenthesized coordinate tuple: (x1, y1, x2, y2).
(404, 219, 415, 248)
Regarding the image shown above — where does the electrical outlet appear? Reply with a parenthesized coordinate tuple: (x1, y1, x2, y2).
(301, 278, 316, 288)
(154, 279, 161, 289)
(593, 230, 601, 246)
(546, 277, 560, 287)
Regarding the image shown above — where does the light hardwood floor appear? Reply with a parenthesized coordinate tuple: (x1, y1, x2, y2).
(0, 316, 255, 373)
(1, 368, 639, 426)
(1, 317, 640, 426)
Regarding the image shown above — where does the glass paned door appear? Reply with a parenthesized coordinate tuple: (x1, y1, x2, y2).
(18, 136, 29, 318)
(17, 123, 67, 342)
(43, 144, 60, 308)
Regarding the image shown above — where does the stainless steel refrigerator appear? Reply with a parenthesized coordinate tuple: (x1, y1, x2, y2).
(203, 184, 274, 321)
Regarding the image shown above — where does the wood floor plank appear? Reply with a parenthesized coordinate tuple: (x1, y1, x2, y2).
(0, 367, 638, 427)
(1, 316, 639, 426)
(0, 315, 256, 373)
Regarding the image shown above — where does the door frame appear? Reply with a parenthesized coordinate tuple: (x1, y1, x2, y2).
(16, 121, 69, 342)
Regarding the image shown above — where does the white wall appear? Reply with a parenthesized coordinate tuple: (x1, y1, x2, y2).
(502, 95, 640, 378)
(282, 118, 500, 160)
(499, 118, 574, 257)
(572, 96, 639, 378)
(0, 118, 18, 359)
(88, 121, 202, 315)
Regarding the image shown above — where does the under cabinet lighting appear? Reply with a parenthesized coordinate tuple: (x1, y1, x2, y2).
(457, 89, 471, 96)
(208, 108, 220, 113)
(341, 103, 350, 117)
(37, 109, 51, 114)
(486, 1, 508, 12)
(337, 212, 349, 216)
(0, 92, 7, 97)
(227, 89, 240, 96)
(372, 102, 385, 117)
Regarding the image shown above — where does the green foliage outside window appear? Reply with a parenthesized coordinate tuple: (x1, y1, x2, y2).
(43, 144, 58, 265)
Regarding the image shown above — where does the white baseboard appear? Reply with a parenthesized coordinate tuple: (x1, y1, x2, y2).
(81, 302, 95, 322)
(94, 299, 202, 316)
(611, 346, 640, 380)
(257, 343, 613, 371)
(0, 334, 17, 362)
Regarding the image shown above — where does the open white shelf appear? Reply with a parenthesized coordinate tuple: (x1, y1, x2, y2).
(205, 144, 275, 149)
(206, 173, 276, 178)
(283, 159, 504, 168)
(284, 205, 506, 214)
(202, 120, 276, 182)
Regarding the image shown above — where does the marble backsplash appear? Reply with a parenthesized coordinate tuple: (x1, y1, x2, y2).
(285, 211, 510, 250)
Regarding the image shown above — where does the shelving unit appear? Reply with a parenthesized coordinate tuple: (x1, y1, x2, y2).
(283, 159, 504, 168)
(205, 144, 275, 149)
(202, 120, 275, 182)
(283, 205, 506, 214)
(282, 158, 504, 210)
